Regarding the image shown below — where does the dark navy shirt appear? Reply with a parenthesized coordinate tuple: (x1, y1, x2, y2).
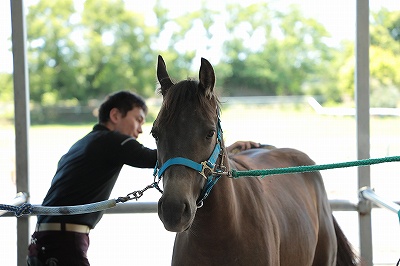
(37, 124, 157, 228)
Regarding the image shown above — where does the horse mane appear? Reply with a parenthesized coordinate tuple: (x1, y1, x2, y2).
(154, 79, 221, 128)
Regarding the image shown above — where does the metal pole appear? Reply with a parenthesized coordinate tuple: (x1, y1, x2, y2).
(11, 0, 31, 265)
(355, 0, 372, 265)
(359, 187, 400, 219)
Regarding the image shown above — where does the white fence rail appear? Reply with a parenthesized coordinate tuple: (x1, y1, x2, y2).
(359, 187, 400, 222)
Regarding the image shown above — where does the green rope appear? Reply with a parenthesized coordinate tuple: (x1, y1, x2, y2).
(230, 155, 400, 178)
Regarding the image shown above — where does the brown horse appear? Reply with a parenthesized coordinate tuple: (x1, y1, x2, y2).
(152, 55, 360, 266)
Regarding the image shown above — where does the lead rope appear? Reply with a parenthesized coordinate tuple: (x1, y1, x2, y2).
(1, 181, 163, 217)
(229, 155, 400, 178)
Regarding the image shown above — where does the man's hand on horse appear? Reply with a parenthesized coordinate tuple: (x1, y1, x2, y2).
(227, 141, 260, 154)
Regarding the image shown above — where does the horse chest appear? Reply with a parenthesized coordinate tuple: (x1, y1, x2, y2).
(172, 232, 278, 266)
(171, 209, 281, 266)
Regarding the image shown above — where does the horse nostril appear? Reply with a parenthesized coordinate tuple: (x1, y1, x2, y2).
(158, 197, 192, 228)
(183, 201, 190, 216)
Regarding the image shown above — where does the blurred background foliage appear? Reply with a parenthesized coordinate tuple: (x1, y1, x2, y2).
(0, 0, 399, 113)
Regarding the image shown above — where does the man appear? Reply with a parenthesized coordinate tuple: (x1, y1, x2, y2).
(27, 90, 259, 266)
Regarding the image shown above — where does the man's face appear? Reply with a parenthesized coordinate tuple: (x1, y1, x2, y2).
(115, 106, 146, 139)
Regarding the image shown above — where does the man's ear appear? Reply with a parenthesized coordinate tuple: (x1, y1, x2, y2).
(109, 108, 120, 124)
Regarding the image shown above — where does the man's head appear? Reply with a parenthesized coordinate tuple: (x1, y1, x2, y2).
(99, 91, 148, 139)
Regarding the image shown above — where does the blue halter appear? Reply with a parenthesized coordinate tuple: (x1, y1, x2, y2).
(153, 117, 224, 207)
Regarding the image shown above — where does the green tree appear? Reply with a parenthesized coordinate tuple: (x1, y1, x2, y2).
(26, 0, 158, 105)
(0, 73, 13, 102)
(218, 3, 333, 97)
(153, 1, 218, 80)
(27, 0, 79, 104)
(79, 0, 157, 100)
(337, 9, 400, 107)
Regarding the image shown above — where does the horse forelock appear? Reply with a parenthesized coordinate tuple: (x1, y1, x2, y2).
(154, 79, 221, 128)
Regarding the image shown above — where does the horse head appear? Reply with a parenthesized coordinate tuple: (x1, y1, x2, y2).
(152, 55, 225, 232)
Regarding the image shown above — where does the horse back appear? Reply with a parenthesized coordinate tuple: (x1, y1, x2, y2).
(229, 147, 330, 202)
(229, 147, 329, 202)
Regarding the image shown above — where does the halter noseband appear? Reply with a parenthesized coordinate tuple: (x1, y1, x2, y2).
(153, 116, 225, 207)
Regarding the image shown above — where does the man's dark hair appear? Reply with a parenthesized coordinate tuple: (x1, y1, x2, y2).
(98, 91, 148, 123)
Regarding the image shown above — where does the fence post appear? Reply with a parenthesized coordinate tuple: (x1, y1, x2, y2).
(355, 0, 372, 265)
(11, 0, 31, 265)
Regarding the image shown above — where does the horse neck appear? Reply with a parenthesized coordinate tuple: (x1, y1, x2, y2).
(192, 178, 237, 236)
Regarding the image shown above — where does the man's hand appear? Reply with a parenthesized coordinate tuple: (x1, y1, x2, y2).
(226, 141, 261, 154)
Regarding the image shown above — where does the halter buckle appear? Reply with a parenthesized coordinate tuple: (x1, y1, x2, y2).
(200, 161, 213, 179)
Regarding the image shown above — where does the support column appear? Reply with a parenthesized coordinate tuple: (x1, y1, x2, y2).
(355, 0, 372, 265)
(11, 0, 31, 265)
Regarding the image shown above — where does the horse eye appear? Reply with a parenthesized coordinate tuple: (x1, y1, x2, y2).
(206, 130, 216, 139)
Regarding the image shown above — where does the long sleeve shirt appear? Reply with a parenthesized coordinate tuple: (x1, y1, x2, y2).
(37, 124, 157, 228)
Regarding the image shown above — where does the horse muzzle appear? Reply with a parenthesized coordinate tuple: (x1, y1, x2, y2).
(158, 195, 196, 232)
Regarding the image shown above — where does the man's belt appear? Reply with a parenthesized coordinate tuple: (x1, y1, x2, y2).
(35, 223, 90, 234)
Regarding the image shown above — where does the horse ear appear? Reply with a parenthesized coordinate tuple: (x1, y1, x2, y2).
(157, 55, 174, 96)
(199, 58, 216, 96)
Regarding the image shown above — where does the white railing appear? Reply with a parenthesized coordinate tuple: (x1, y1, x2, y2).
(359, 187, 400, 222)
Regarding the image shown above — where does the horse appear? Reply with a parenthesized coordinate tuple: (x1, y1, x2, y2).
(151, 55, 360, 266)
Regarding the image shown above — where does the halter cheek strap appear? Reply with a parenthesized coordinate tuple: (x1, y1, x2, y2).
(153, 117, 224, 207)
